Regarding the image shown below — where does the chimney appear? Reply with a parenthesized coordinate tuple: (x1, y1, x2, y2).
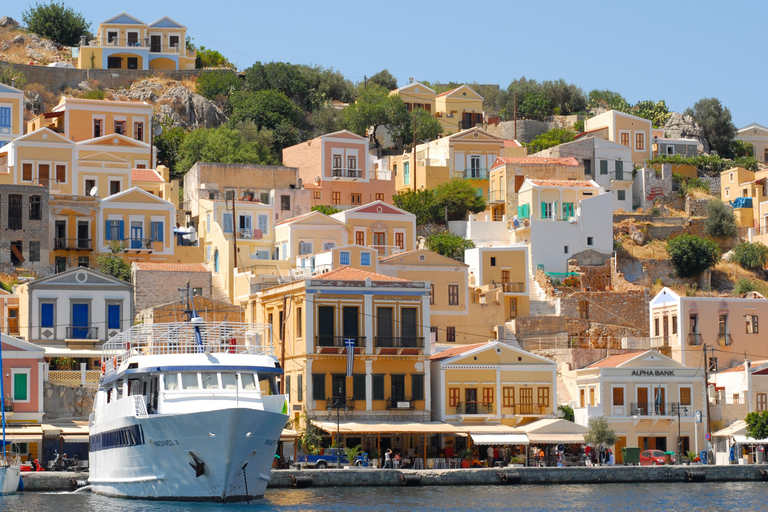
(80, 35, 87, 47)
(157, 165, 169, 181)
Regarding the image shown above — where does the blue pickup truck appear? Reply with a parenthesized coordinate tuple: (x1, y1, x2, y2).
(296, 448, 369, 468)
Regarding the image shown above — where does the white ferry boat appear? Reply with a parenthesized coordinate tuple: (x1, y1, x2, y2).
(0, 455, 20, 495)
(88, 319, 288, 502)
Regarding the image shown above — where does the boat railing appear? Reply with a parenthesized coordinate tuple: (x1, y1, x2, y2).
(133, 395, 148, 418)
(102, 321, 274, 376)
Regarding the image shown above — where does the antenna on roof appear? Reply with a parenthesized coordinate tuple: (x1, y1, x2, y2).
(408, 77, 414, 83)
(89, 186, 98, 196)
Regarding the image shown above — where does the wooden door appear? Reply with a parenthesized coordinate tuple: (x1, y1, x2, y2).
(757, 393, 767, 411)
(38, 164, 49, 187)
(615, 437, 626, 464)
(520, 387, 533, 414)
(514, 175, 525, 193)
(7, 308, 18, 335)
(465, 388, 477, 414)
(637, 387, 648, 414)
(395, 232, 404, 250)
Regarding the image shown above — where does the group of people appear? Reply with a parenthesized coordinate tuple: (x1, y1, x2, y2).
(584, 445, 615, 466)
(485, 445, 515, 467)
(382, 448, 416, 469)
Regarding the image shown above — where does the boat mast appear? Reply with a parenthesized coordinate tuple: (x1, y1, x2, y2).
(1, 335, 7, 458)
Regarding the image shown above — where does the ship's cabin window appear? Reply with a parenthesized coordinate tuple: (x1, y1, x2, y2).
(128, 379, 143, 396)
(201, 372, 219, 389)
(259, 373, 278, 395)
(241, 373, 257, 390)
(163, 374, 179, 390)
(116, 379, 124, 399)
(181, 373, 199, 390)
(221, 373, 237, 389)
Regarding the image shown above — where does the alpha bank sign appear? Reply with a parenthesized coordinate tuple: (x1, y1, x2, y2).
(630, 370, 675, 377)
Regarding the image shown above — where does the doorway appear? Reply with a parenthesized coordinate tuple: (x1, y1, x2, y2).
(615, 436, 626, 464)
(77, 221, 90, 248)
(150, 35, 161, 52)
(465, 388, 477, 414)
(342, 306, 359, 344)
(130, 221, 143, 248)
(71, 303, 90, 339)
(391, 375, 405, 401)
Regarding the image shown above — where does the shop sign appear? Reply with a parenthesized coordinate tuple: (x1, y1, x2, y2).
(630, 370, 675, 376)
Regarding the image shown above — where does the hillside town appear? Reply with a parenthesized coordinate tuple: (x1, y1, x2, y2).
(3, 10, 768, 475)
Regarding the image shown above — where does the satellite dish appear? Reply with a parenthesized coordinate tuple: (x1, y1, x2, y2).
(153, 124, 163, 137)
(89, 186, 98, 197)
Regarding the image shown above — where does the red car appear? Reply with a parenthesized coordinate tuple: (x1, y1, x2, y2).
(639, 449, 674, 465)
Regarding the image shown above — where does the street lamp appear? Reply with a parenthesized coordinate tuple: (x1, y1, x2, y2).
(677, 402, 689, 463)
(327, 392, 347, 469)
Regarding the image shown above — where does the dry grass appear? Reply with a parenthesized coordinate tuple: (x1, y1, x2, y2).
(0, 25, 67, 65)
(619, 238, 669, 260)
(688, 189, 717, 200)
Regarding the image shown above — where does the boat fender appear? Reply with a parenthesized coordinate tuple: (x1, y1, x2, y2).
(760, 469, 768, 481)
(400, 474, 421, 486)
(100, 361, 105, 375)
(125, 341, 131, 351)
(113, 358, 117, 369)
(685, 470, 706, 482)
(499, 471, 521, 484)
(291, 475, 313, 488)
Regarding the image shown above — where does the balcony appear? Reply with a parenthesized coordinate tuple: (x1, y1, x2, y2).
(237, 229, 264, 240)
(54, 238, 93, 251)
(487, 189, 506, 204)
(718, 333, 733, 346)
(455, 401, 494, 415)
(610, 170, 633, 182)
(458, 119, 483, 130)
(373, 170, 392, 181)
(497, 281, 525, 293)
(326, 396, 355, 410)
(368, 245, 404, 257)
(386, 397, 416, 410)
(66, 326, 99, 340)
(629, 402, 693, 417)
(455, 168, 488, 180)
(315, 336, 366, 354)
(123, 238, 154, 252)
(374, 337, 424, 355)
(331, 168, 364, 179)
(96, 38, 193, 56)
(687, 333, 703, 346)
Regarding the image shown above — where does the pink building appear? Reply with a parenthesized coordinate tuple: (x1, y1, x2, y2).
(1, 335, 45, 425)
(282, 130, 395, 208)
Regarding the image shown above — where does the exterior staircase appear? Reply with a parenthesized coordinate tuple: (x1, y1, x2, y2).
(528, 275, 557, 316)
(210, 269, 232, 304)
(499, 321, 522, 349)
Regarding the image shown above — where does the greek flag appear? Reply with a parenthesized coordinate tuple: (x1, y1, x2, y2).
(655, 383, 663, 414)
(345, 338, 355, 377)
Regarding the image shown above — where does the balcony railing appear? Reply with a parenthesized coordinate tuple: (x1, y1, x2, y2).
(96, 39, 194, 56)
(331, 168, 363, 179)
(487, 190, 506, 203)
(316, 336, 365, 348)
(66, 326, 99, 340)
(368, 245, 404, 257)
(455, 401, 494, 415)
(456, 168, 489, 179)
(611, 170, 632, 181)
(458, 119, 483, 130)
(375, 337, 425, 349)
(497, 281, 525, 293)
(373, 170, 392, 181)
(54, 238, 93, 251)
(629, 401, 693, 417)
(326, 396, 355, 410)
(387, 397, 416, 410)
(687, 333, 703, 346)
(123, 238, 154, 251)
(718, 333, 733, 346)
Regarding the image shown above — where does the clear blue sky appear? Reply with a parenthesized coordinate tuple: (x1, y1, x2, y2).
(7, 0, 764, 126)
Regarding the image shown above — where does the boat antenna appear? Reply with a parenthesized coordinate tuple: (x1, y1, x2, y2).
(1, 334, 7, 458)
(180, 280, 203, 351)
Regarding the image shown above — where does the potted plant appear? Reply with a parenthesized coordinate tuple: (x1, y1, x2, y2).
(684, 451, 698, 465)
(510, 455, 525, 467)
(343, 444, 363, 468)
(458, 447, 472, 469)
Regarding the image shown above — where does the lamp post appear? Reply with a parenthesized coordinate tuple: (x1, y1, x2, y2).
(677, 402, 689, 463)
(327, 394, 347, 469)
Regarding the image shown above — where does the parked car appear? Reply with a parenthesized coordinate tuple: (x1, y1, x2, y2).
(639, 449, 674, 465)
(296, 448, 369, 468)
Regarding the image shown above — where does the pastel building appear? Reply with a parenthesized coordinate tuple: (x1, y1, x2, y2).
(274, 211, 347, 264)
(0, 83, 24, 148)
(736, 123, 768, 163)
(464, 245, 531, 321)
(282, 130, 395, 209)
(583, 110, 652, 166)
(330, 201, 416, 258)
(390, 81, 485, 135)
(76, 12, 196, 70)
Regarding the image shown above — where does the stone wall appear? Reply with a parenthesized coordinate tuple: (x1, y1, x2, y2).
(686, 196, 710, 217)
(486, 116, 580, 144)
(1, 60, 214, 92)
(632, 166, 674, 210)
(132, 267, 212, 313)
(698, 175, 721, 198)
(0, 185, 51, 275)
(534, 269, 555, 298)
(559, 291, 648, 331)
(43, 382, 95, 419)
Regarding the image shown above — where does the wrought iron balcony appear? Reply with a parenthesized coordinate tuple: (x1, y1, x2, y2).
(123, 238, 154, 251)
(629, 401, 692, 417)
(687, 333, 703, 346)
(386, 397, 416, 410)
(54, 238, 93, 251)
(66, 326, 99, 340)
(456, 168, 488, 179)
(455, 401, 494, 415)
(326, 396, 355, 410)
(315, 336, 365, 348)
(331, 168, 363, 179)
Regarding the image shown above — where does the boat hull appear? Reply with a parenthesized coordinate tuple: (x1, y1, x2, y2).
(89, 407, 286, 502)
(0, 463, 21, 495)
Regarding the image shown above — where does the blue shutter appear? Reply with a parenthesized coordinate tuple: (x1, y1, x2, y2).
(153, 221, 164, 242)
(108, 304, 120, 329)
(119, 220, 125, 240)
(105, 220, 112, 240)
(0, 107, 10, 128)
(41, 303, 54, 328)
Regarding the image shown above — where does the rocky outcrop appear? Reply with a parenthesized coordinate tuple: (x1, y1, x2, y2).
(663, 112, 709, 154)
(110, 79, 228, 129)
(0, 16, 19, 27)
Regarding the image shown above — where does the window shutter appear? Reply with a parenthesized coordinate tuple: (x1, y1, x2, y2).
(541, 202, 546, 219)
(523, 204, 529, 219)
(157, 222, 164, 242)
(353, 374, 366, 401)
(105, 221, 111, 240)
(119, 220, 125, 240)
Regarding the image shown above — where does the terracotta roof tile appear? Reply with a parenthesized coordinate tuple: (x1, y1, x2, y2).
(133, 262, 210, 272)
(131, 169, 165, 182)
(503, 139, 522, 147)
(528, 179, 597, 188)
(720, 360, 768, 373)
(430, 342, 488, 361)
(436, 87, 459, 98)
(587, 352, 644, 368)
(312, 267, 408, 282)
(494, 156, 580, 166)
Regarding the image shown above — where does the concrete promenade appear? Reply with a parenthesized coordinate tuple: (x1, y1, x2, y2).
(18, 465, 768, 492)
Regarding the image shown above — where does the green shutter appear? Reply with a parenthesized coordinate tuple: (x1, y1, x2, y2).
(353, 374, 366, 400)
(541, 202, 546, 219)
(13, 372, 27, 401)
(524, 204, 529, 219)
(600, 160, 608, 175)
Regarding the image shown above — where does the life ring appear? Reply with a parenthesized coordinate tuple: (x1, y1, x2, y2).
(100, 361, 105, 375)
(113, 357, 117, 369)
(125, 341, 131, 351)
(229, 338, 236, 354)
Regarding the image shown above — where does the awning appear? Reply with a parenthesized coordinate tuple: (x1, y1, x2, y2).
(471, 433, 529, 445)
(3, 424, 44, 442)
(312, 420, 465, 435)
(713, 420, 747, 438)
(525, 433, 584, 444)
(44, 347, 103, 358)
(733, 435, 768, 444)
(280, 429, 298, 441)
(61, 434, 90, 443)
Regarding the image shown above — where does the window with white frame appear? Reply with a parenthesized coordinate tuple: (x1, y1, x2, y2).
(11, 368, 30, 402)
(298, 241, 313, 255)
(340, 251, 350, 265)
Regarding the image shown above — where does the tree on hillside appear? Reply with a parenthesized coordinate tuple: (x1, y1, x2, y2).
(685, 98, 737, 158)
(425, 232, 475, 260)
(519, 91, 552, 118)
(342, 85, 409, 148)
(0, 65, 27, 89)
(731, 241, 768, 271)
(704, 200, 738, 238)
(543, 79, 587, 115)
(634, 100, 671, 128)
(528, 128, 576, 154)
(368, 69, 398, 90)
(408, 108, 443, 144)
(22, 1, 90, 47)
(434, 180, 486, 221)
(153, 118, 187, 172)
(195, 47, 234, 69)
(195, 70, 243, 107)
(392, 189, 440, 225)
(731, 140, 754, 158)
(175, 126, 277, 175)
(666, 234, 721, 278)
(587, 89, 631, 112)
(97, 242, 131, 282)
(229, 90, 304, 131)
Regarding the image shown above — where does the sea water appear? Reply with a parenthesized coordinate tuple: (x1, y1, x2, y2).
(1, 482, 763, 511)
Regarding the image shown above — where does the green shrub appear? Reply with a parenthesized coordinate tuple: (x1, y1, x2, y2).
(666, 234, 720, 278)
(195, 46, 234, 69)
(311, 205, 341, 216)
(734, 278, 756, 295)
(195, 70, 242, 102)
(80, 88, 105, 100)
(704, 200, 737, 238)
(22, 1, 90, 47)
(731, 242, 768, 271)
(425, 232, 475, 260)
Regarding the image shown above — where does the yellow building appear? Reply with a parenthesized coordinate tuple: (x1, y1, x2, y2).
(330, 201, 416, 258)
(434, 85, 485, 135)
(380, 249, 506, 344)
(246, 266, 433, 431)
(0, 83, 24, 147)
(392, 81, 436, 114)
(720, 166, 766, 229)
(565, 350, 706, 462)
(736, 123, 768, 162)
(50, 194, 100, 272)
(274, 211, 348, 264)
(584, 110, 652, 166)
(296, 244, 379, 276)
(76, 12, 196, 70)
(392, 127, 504, 199)
(430, 341, 557, 427)
(464, 245, 530, 321)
